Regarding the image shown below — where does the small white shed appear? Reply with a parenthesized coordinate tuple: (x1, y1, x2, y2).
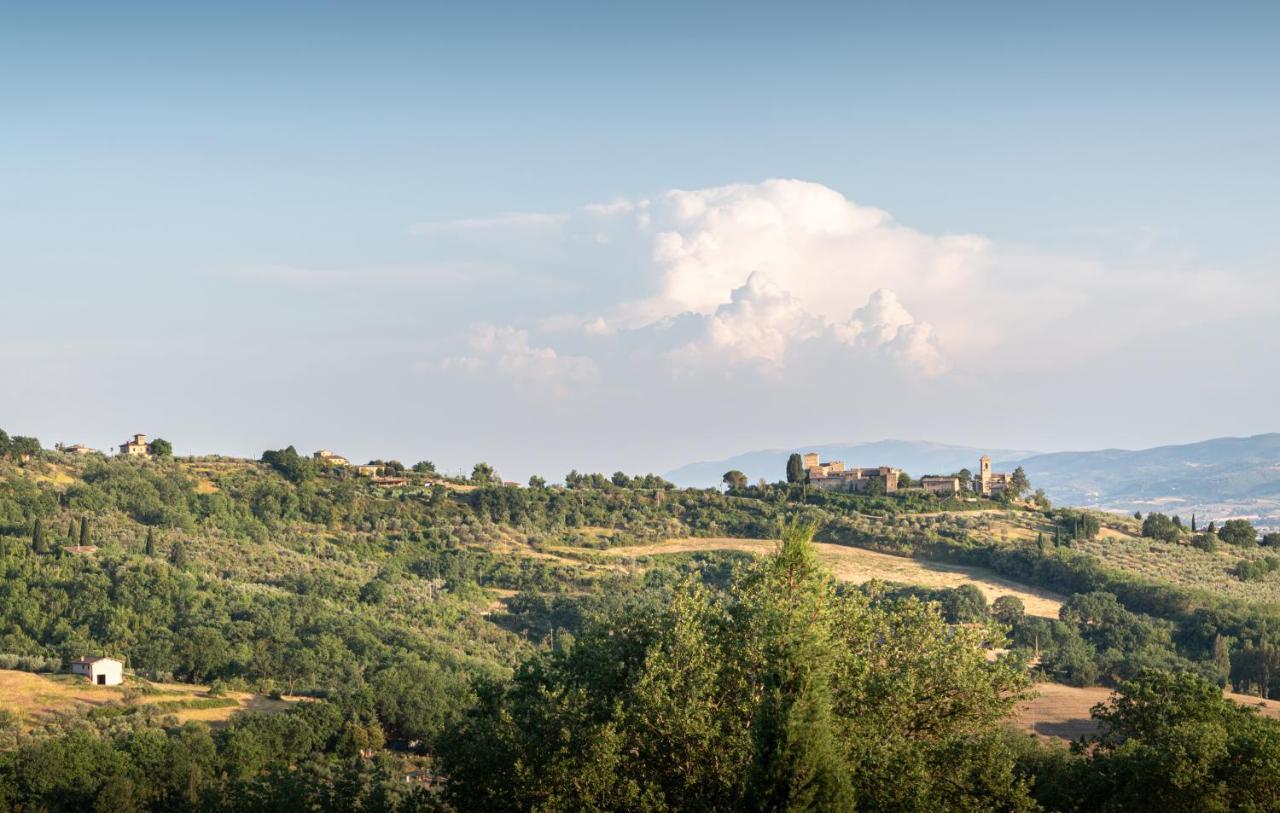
(71, 656, 124, 686)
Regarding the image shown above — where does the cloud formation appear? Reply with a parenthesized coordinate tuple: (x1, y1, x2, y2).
(668, 273, 944, 376)
(444, 325, 598, 399)
(618, 179, 988, 328)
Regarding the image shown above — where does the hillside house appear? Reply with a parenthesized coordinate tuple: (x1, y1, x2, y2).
(61, 444, 99, 456)
(313, 449, 349, 466)
(355, 464, 382, 477)
(918, 475, 960, 496)
(71, 656, 123, 686)
(119, 434, 150, 457)
(803, 453, 902, 493)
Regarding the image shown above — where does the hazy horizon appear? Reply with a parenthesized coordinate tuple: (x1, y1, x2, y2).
(4, 3, 1278, 480)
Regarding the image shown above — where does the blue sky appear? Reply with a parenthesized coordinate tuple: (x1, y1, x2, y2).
(2, 3, 1278, 479)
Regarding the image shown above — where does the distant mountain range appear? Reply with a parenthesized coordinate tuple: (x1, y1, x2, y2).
(666, 434, 1280, 528)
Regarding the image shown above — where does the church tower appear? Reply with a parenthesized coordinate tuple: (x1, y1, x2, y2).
(979, 455, 992, 497)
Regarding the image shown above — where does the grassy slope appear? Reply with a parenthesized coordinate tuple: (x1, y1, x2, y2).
(578, 536, 1065, 618)
(1011, 681, 1280, 742)
(947, 509, 1280, 604)
(0, 669, 295, 731)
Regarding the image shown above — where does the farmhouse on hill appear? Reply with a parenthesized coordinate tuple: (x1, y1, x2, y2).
(918, 475, 961, 496)
(313, 449, 349, 466)
(71, 656, 123, 686)
(119, 433, 150, 457)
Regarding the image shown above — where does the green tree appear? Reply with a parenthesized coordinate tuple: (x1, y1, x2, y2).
(744, 520, 855, 810)
(441, 519, 1033, 812)
(1073, 670, 1280, 811)
(169, 540, 189, 570)
(148, 437, 173, 457)
(1141, 512, 1180, 543)
(9, 435, 40, 461)
(527, 475, 546, 489)
(411, 460, 436, 474)
(471, 462, 497, 485)
(992, 595, 1026, 625)
(144, 527, 156, 557)
(79, 517, 91, 547)
(1008, 466, 1030, 498)
(1219, 519, 1258, 547)
(722, 470, 748, 491)
(31, 518, 47, 554)
(786, 454, 805, 484)
(1211, 634, 1232, 687)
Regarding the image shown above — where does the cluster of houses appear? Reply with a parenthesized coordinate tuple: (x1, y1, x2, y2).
(57, 433, 155, 458)
(313, 449, 408, 485)
(802, 452, 1015, 498)
(57, 438, 407, 486)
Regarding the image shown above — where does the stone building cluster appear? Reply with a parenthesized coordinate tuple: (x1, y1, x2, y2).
(801, 452, 1014, 498)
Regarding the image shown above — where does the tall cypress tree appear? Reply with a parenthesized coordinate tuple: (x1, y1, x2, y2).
(743, 519, 855, 810)
(79, 517, 90, 547)
(145, 528, 156, 556)
(786, 453, 805, 484)
(31, 518, 46, 554)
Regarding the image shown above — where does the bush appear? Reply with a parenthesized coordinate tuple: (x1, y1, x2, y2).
(1230, 557, 1280, 582)
(0, 653, 61, 673)
(1191, 534, 1218, 553)
(1141, 513, 1180, 543)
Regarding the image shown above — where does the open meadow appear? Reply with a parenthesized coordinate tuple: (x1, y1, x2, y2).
(0, 669, 295, 732)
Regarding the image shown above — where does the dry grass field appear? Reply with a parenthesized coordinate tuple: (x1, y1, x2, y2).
(590, 537, 1065, 618)
(1011, 682, 1280, 742)
(0, 670, 294, 729)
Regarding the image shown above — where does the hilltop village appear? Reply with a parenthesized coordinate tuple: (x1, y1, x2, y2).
(796, 451, 1021, 499)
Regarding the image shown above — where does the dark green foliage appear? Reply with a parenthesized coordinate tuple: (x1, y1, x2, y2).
(441, 523, 1034, 812)
(1230, 556, 1280, 582)
(260, 445, 316, 484)
(144, 528, 156, 557)
(1053, 509, 1100, 541)
(1059, 670, 1280, 811)
(147, 438, 173, 457)
(31, 518, 46, 554)
(167, 540, 189, 570)
(786, 453, 805, 484)
(1219, 518, 1258, 547)
(1191, 533, 1218, 553)
(79, 517, 90, 547)
(1141, 512, 1180, 543)
(1263, 532, 1280, 548)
